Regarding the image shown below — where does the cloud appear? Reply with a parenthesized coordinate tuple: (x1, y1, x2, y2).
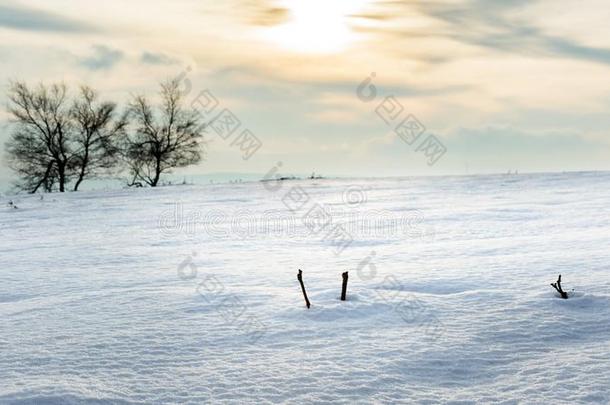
(0, 4, 95, 33)
(140, 52, 178, 65)
(414, 0, 610, 66)
(80, 45, 124, 70)
(352, 0, 610, 67)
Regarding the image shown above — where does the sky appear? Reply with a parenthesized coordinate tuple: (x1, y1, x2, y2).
(1, 0, 610, 187)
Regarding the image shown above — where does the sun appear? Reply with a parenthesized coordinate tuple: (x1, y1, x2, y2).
(259, 0, 371, 54)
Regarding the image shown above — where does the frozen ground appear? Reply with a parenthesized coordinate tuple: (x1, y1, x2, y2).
(1, 172, 610, 404)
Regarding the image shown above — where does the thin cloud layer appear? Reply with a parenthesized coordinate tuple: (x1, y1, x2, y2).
(415, 0, 610, 66)
(0, 3, 96, 33)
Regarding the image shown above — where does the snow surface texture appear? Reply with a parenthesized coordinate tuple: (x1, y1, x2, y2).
(1, 172, 610, 404)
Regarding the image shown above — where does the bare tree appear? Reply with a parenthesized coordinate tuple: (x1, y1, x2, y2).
(122, 79, 205, 187)
(4, 81, 123, 193)
(5, 82, 72, 192)
(70, 86, 126, 191)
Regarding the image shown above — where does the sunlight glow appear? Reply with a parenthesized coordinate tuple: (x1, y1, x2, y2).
(259, 0, 371, 53)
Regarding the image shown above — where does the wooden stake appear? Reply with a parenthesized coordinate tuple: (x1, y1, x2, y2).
(341, 271, 349, 301)
(297, 269, 311, 308)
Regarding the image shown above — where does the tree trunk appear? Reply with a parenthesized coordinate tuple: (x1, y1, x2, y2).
(73, 152, 89, 191)
(32, 161, 55, 194)
(57, 162, 66, 192)
(73, 177, 83, 192)
(151, 155, 162, 187)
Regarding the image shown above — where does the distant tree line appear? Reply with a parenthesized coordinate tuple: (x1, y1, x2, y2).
(3, 78, 206, 193)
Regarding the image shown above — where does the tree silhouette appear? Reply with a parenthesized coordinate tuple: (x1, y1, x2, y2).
(122, 79, 206, 187)
(5, 81, 124, 192)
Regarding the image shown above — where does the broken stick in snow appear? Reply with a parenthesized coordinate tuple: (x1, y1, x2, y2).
(297, 269, 311, 308)
(341, 271, 349, 301)
(550, 274, 569, 299)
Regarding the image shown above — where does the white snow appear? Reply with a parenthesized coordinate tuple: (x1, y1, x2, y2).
(1, 172, 610, 404)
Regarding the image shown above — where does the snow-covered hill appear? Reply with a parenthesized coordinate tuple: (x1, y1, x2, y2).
(1, 172, 610, 404)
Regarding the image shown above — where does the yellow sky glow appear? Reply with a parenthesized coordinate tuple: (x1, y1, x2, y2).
(258, 0, 372, 53)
